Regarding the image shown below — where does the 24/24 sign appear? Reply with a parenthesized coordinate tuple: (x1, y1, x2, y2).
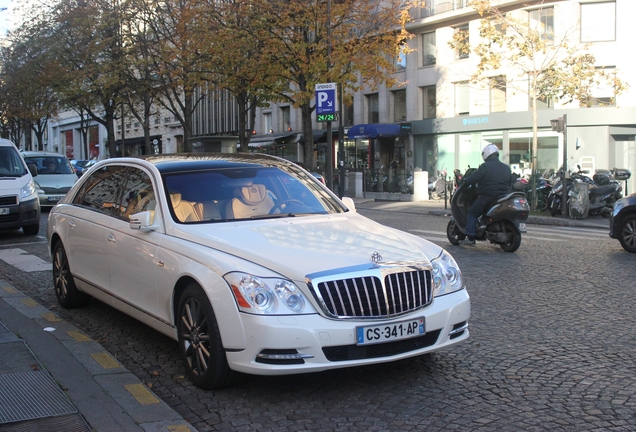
(315, 83, 338, 115)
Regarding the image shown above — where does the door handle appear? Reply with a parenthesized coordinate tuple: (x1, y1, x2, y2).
(69, 221, 76, 228)
(107, 234, 116, 243)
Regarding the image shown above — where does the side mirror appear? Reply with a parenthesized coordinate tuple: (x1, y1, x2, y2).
(341, 197, 356, 212)
(27, 163, 38, 177)
(129, 211, 156, 232)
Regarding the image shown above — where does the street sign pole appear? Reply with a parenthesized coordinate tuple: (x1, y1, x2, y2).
(338, 83, 345, 199)
(315, 81, 338, 192)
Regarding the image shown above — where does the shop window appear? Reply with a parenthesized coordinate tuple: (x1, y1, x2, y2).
(581, 2, 615, 42)
(422, 31, 436, 66)
(490, 76, 506, 113)
(455, 82, 469, 116)
(393, 90, 407, 122)
(454, 24, 469, 60)
(529, 7, 554, 43)
(366, 94, 379, 123)
(422, 86, 436, 119)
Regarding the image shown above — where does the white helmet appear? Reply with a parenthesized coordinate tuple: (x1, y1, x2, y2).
(481, 144, 499, 161)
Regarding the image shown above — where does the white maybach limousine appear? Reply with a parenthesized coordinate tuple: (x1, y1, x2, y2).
(47, 153, 470, 389)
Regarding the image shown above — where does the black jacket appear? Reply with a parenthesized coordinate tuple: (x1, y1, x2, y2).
(464, 154, 512, 197)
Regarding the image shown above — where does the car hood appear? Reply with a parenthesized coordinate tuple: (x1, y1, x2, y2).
(172, 212, 443, 279)
(34, 173, 77, 189)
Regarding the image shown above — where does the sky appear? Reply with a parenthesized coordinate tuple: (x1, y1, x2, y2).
(0, 0, 12, 35)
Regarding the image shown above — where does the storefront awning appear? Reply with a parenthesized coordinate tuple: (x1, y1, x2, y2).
(246, 132, 296, 147)
(347, 123, 409, 139)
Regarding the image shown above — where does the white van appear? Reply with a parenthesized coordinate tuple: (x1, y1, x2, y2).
(0, 139, 40, 235)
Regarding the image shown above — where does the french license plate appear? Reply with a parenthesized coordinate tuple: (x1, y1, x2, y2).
(47, 196, 63, 202)
(518, 223, 527, 233)
(0, 207, 9, 215)
(356, 317, 425, 346)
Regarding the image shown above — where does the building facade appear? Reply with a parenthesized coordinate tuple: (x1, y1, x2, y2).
(252, 0, 635, 195)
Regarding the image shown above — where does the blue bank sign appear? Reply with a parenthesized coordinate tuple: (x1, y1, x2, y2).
(315, 83, 337, 115)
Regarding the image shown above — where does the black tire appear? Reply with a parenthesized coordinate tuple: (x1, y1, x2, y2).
(499, 222, 522, 253)
(52, 242, 90, 308)
(617, 214, 636, 253)
(177, 284, 236, 389)
(446, 220, 465, 245)
(22, 224, 39, 236)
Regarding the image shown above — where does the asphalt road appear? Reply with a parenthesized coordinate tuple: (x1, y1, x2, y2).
(0, 209, 634, 431)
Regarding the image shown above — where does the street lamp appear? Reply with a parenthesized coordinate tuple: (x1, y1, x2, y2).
(551, 115, 567, 218)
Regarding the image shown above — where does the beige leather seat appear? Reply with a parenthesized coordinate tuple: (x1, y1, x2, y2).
(170, 193, 203, 222)
(226, 184, 274, 219)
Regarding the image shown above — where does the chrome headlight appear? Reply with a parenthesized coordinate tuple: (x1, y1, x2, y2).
(20, 179, 38, 200)
(225, 273, 316, 315)
(431, 250, 463, 297)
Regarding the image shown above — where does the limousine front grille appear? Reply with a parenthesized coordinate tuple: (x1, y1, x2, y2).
(313, 269, 432, 319)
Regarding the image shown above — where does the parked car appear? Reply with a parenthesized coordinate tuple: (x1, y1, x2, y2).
(22, 152, 78, 209)
(47, 153, 470, 389)
(0, 139, 40, 235)
(71, 158, 98, 177)
(609, 192, 636, 252)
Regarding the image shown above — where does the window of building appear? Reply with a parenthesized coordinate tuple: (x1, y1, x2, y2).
(529, 7, 554, 42)
(263, 112, 272, 133)
(421, 86, 436, 119)
(394, 52, 406, 72)
(454, 24, 469, 60)
(581, 1, 615, 42)
(422, 31, 436, 66)
(366, 94, 379, 123)
(455, 82, 469, 116)
(280, 106, 291, 131)
(586, 67, 618, 107)
(154, 116, 161, 125)
(343, 103, 354, 127)
(490, 76, 506, 113)
(393, 90, 407, 122)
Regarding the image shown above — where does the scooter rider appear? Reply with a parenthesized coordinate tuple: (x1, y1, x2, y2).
(461, 144, 512, 246)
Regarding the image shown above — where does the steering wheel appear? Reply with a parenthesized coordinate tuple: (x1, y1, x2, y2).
(269, 199, 305, 214)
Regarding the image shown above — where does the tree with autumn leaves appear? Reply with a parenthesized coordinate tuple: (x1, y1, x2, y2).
(450, 0, 627, 209)
(2, 0, 411, 164)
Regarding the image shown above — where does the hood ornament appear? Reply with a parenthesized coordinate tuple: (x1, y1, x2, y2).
(370, 251, 383, 267)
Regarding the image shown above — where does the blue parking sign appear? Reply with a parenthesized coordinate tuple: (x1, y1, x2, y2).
(315, 83, 337, 115)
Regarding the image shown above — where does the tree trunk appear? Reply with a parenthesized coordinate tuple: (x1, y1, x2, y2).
(301, 103, 315, 170)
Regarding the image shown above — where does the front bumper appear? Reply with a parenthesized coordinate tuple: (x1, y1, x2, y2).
(0, 197, 40, 231)
(225, 288, 470, 375)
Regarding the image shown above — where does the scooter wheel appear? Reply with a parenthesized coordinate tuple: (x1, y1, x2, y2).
(499, 222, 521, 253)
(446, 220, 465, 245)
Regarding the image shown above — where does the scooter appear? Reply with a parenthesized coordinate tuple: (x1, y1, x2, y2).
(446, 168, 530, 252)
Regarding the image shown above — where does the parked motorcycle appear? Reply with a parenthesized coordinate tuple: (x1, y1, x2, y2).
(549, 166, 627, 218)
(371, 166, 388, 192)
(429, 170, 450, 200)
(446, 168, 530, 252)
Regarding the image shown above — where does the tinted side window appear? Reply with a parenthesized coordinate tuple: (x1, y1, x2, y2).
(118, 167, 155, 221)
(73, 165, 127, 216)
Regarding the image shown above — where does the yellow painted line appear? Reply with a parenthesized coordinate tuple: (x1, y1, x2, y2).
(168, 425, 192, 432)
(41, 313, 61, 322)
(90, 352, 121, 369)
(124, 383, 160, 405)
(67, 330, 92, 342)
(20, 298, 38, 307)
(2, 286, 17, 294)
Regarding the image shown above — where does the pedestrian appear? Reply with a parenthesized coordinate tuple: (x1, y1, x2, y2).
(461, 144, 512, 245)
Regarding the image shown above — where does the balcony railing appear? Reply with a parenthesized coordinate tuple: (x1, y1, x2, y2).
(410, 0, 470, 20)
